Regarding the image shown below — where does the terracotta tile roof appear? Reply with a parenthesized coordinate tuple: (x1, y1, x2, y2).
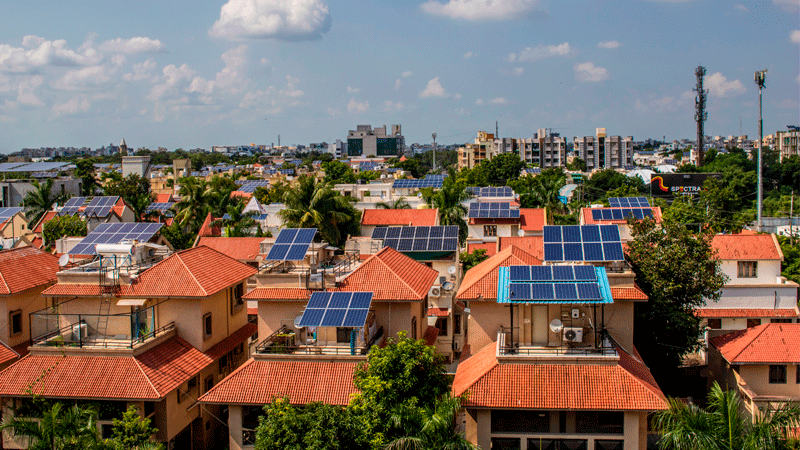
(423, 326, 439, 346)
(498, 236, 543, 260)
(520, 208, 546, 231)
(581, 207, 663, 225)
(230, 191, 253, 199)
(335, 247, 438, 301)
(0, 247, 60, 295)
(198, 212, 221, 237)
(467, 242, 497, 257)
(33, 210, 58, 234)
(0, 336, 212, 400)
(196, 237, 264, 261)
(243, 288, 314, 301)
(610, 286, 648, 300)
(428, 307, 449, 317)
(204, 323, 257, 361)
(42, 284, 121, 297)
(710, 323, 800, 364)
(360, 209, 438, 227)
(0, 341, 20, 366)
(129, 246, 257, 298)
(712, 233, 782, 261)
(696, 308, 799, 318)
(199, 359, 358, 406)
(30, 237, 44, 249)
(154, 193, 174, 203)
(247, 307, 257, 315)
(456, 246, 541, 300)
(452, 343, 667, 411)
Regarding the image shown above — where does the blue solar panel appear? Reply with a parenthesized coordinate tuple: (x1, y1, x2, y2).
(329, 292, 352, 308)
(298, 308, 325, 327)
(0, 207, 23, 221)
(509, 283, 531, 300)
(543, 227, 562, 243)
(609, 197, 650, 207)
(600, 225, 620, 242)
(342, 309, 370, 327)
(401, 227, 415, 238)
(275, 229, 298, 244)
(350, 292, 372, 309)
(59, 196, 87, 215)
(582, 225, 601, 242)
(236, 180, 270, 193)
(552, 266, 574, 281)
(372, 226, 459, 252)
(510, 266, 530, 281)
(386, 227, 401, 238)
(603, 242, 625, 261)
(564, 243, 583, 260)
(307, 292, 331, 308)
(577, 283, 602, 300)
(555, 283, 579, 300)
(563, 226, 581, 242)
(268, 244, 290, 260)
(531, 283, 555, 300)
(583, 243, 604, 261)
(573, 266, 596, 280)
(299, 292, 374, 328)
(531, 266, 553, 281)
(542, 225, 624, 262)
(371, 227, 387, 240)
(415, 226, 430, 238)
(67, 222, 164, 255)
(544, 243, 563, 261)
(285, 245, 308, 260)
(267, 228, 317, 261)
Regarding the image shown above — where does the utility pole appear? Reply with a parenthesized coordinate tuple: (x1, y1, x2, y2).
(432, 132, 437, 172)
(791, 190, 795, 246)
(755, 69, 767, 232)
(694, 66, 708, 166)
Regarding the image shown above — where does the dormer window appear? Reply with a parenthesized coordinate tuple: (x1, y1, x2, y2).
(737, 261, 757, 278)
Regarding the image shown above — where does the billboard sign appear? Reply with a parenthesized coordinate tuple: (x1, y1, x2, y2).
(650, 173, 721, 198)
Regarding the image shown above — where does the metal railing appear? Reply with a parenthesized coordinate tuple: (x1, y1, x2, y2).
(497, 328, 617, 357)
(242, 428, 256, 446)
(254, 325, 382, 356)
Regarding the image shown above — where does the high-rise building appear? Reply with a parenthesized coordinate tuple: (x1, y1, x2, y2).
(457, 130, 566, 170)
(775, 129, 800, 161)
(573, 128, 633, 171)
(346, 124, 404, 157)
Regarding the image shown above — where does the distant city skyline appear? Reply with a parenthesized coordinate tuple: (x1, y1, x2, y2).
(0, 0, 797, 153)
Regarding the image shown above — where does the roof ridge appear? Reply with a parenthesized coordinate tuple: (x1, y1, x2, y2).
(131, 358, 162, 398)
(176, 247, 208, 296)
(726, 324, 769, 362)
(376, 248, 425, 297)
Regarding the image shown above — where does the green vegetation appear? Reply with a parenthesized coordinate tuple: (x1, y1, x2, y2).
(421, 169, 471, 244)
(23, 179, 68, 225)
(254, 400, 371, 450)
(460, 248, 489, 271)
(42, 215, 87, 246)
(102, 174, 152, 218)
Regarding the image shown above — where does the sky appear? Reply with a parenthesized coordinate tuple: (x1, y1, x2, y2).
(0, 0, 798, 153)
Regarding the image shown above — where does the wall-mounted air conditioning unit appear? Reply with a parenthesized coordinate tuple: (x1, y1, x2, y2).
(563, 327, 583, 343)
(429, 286, 441, 298)
(72, 323, 88, 340)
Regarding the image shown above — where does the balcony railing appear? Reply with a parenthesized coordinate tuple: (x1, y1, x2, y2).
(497, 328, 618, 357)
(254, 325, 383, 356)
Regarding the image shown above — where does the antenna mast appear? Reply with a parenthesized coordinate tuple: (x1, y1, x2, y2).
(694, 66, 708, 165)
(755, 69, 767, 232)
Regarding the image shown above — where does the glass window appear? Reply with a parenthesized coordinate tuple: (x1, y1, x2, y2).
(203, 313, 212, 340)
(230, 283, 244, 315)
(491, 410, 549, 433)
(738, 261, 757, 278)
(770, 365, 787, 384)
(575, 411, 624, 434)
(707, 319, 721, 329)
(483, 225, 497, 237)
(9, 309, 22, 336)
(436, 318, 448, 336)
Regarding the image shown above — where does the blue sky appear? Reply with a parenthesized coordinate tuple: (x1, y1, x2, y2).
(0, 0, 797, 153)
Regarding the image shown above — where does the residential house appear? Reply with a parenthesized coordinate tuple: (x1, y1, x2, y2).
(466, 207, 546, 244)
(579, 206, 663, 241)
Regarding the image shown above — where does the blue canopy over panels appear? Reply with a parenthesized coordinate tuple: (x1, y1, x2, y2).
(266, 228, 317, 261)
(590, 208, 654, 221)
(371, 225, 459, 252)
(82, 196, 119, 218)
(497, 265, 613, 304)
(543, 225, 625, 262)
(68, 222, 164, 255)
(608, 197, 650, 207)
(298, 291, 374, 328)
(468, 202, 520, 219)
(236, 180, 269, 193)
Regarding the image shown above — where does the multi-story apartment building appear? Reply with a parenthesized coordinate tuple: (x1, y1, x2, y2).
(346, 124, 404, 157)
(457, 131, 495, 170)
(573, 128, 633, 171)
(458, 130, 566, 170)
(776, 129, 800, 161)
(0, 244, 258, 449)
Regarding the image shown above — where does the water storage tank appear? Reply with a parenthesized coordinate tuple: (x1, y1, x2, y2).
(95, 244, 134, 255)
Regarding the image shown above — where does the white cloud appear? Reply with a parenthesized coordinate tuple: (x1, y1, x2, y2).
(463, 51, 476, 59)
(734, 4, 748, 12)
(490, 97, 507, 104)
(347, 86, 360, 94)
(597, 40, 620, 49)
(210, 0, 331, 41)
(421, 0, 544, 21)
(51, 65, 113, 91)
(634, 91, 693, 113)
(326, 107, 340, 116)
(773, 0, 799, 13)
(394, 79, 403, 91)
(475, 98, 484, 105)
(706, 72, 746, 97)
(123, 59, 158, 82)
(99, 37, 165, 54)
(419, 77, 452, 98)
(0, 36, 101, 73)
(15, 76, 44, 106)
(507, 42, 572, 63)
(384, 100, 404, 111)
(791, 30, 800, 44)
(51, 96, 91, 117)
(401, 71, 412, 78)
(574, 62, 608, 82)
(347, 97, 369, 113)
(513, 67, 524, 76)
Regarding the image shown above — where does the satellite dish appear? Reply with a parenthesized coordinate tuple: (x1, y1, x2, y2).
(58, 254, 69, 267)
(549, 319, 564, 333)
(517, 229, 525, 237)
(442, 281, 454, 291)
(293, 315, 304, 329)
(447, 265, 457, 275)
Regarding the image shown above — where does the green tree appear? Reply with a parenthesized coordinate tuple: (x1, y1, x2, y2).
(322, 160, 356, 184)
(159, 222, 194, 250)
(626, 218, 727, 393)
(584, 169, 632, 202)
(460, 248, 488, 271)
(278, 175, 360, 247)
(254, 180, 289, 205)
(566, 157, 586, 172)
(420, 170, 471, 244)
(654, 382, 800, 450)
(0, 402, 102, 450)
(43, 215, 88, 246)
(375, 197, 410, 209)
(174, 177, 212, 232)
(478, 153, 524, 185)
(778, 236, 800, 284)
(254, 399, 371, 450)
(106, 405, 161, 450)
(511, 168, 567, 216)
(103, 174, 152, 218)
(385, 395, 477, 450)
(212, 199, 258, 237)
(75, 160, 100, 196)
(23, 179, 68, 225)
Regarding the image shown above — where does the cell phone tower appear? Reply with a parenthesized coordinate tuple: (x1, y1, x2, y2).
(694, 66, 708, 166)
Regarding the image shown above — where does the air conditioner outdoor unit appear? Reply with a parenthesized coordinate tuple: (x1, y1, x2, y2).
(563, 327, 583, 343)
(72, 323, 88, 340)
(429, 286, 441, 298)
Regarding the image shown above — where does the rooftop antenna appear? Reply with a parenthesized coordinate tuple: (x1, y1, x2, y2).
(694, 66, 708, 165)
(432, 132, 437, 172)
(755, 69, 767, 232)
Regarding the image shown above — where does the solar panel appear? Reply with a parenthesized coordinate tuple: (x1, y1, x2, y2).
(145, 203, 175, 215)
(391, 175, 445, 189)
(609, 197, 650, 207)
(266, 228, 317, 261)
(591, 208, 655, 222)
(542, 225, 625, 262)
(59, 197, 87, 216)
(82, 196, 118, 218)
(236, 180, 270, 193)
(468, 202, 520, 218)
(371, 226, 459, 252)
(67, 222, 164, 255)
(0, 207, 23, 221)
(297, 291, 374, 328)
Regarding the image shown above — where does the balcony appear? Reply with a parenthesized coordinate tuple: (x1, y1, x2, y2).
(253, 324, 384, 359)
(496, 328, 618, 362)
(30, 304, 175, 350)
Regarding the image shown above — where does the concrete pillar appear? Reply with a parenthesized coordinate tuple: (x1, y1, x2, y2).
(533, 305, 548, 345)
(228, 405, 243, 450)
(476, 409, 491, 450)
(623, 411, 642, 450)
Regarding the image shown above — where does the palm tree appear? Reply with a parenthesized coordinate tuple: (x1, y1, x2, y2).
(517, 168, 566, 215)
(654, 382, 800, 450)
(173, 177, 212, 232)
(0, 401, 102, 450)
(211, 199, 258, 237)
(421, 171, 471, 244)
(278, 175, 360, 247)
(386, 395, 478, 450)
(376, 197, 410, 209)
(23, 179, 67, 225)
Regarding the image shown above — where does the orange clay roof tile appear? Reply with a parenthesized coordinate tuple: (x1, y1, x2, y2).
(710, 323, 800, 364)
(712, 233, 782, 260)
(0, 247, 60, 295)
(360, 209, 438, 226)
(335, 247, 438, 301)
(456, 246, 541, 300)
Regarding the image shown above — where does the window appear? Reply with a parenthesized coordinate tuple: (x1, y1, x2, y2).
(218, 354, 229, 374)
(230, 283, 244, 315)
(9, 309, 22, 336)
(204, 375, 214, 393)
(453, 314, 462, 335)
(747, 318, 761, 328)
(203, 313, 212, 340)
(738, 261, 757, 278)
(188, 376, 198, 392)
(491, 410, 549, 433)
(769, 365, 787, 384)
(337, 327, 351, 343)
(411, 317, 417, 340)
(483, 225, 497, 237)
(436, 318, 448, 336)
(771, 318, 792, 323)
(707, 319, 721, 330)
(797, 366, 800, 384)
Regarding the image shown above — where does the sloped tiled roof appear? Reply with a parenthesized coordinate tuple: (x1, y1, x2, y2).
(128, 246, 257, 298)
(519, 208, 546, 231)
(243, 288, 314, 301)
(467, 242, 497, 257)
(581, 207, 663, 225)
(712, 233, 782, 261)
(33, 210, 58, 234)
(610, 286, 648, 301)
(456, 246, 541, 300)
(360, 208, 438, 227)
(196, 237, 264, 261)
(498, 236, 543, 260)
(0, 341, 20, 367)
(198, 212, 221, 237)
(154, 193, 174, 203)
(0, 247, 60, 295)
(199, 359, 358, 406)
(710, 323, 800, 364)
(696, 308, 799, 319)
(452, 343, 667, 411)
(205, 323, 257, 361)
(335, 247, 438, 301)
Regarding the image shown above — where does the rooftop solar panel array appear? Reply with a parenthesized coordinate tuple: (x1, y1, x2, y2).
(608, 197, 650, 207)
(82, 196, 118, 218)
(504, 265, 605, 303)
(392, 176, 445, 189)
(0, 207, 23, 221)
(371, 225, 459, 252)
(266, 228, 317, 261)
(68, 222, 164, 255)
(542, 225, 625, 262)
(468, 202, 521, 218)
(145, 203, 176, 215)
(298, 291, 374, 328)
(58, 197, 88, 216)
(236, 180, 270, 193)
(523, 168, 542, 175)
(590, 208, 654, 221)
